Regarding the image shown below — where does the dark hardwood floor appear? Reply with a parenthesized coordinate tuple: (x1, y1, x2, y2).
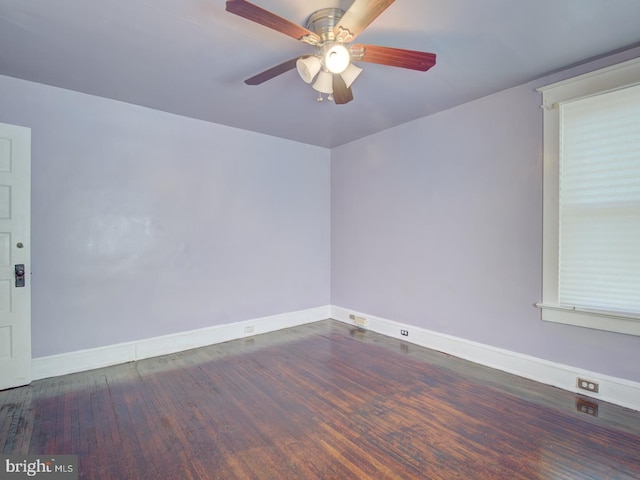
(1, 320, 639, 479)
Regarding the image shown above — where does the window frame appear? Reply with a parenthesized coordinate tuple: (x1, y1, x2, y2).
(536, 57, 640, 336)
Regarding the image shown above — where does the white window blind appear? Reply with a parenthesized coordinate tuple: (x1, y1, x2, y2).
(558, 84, 640, 315)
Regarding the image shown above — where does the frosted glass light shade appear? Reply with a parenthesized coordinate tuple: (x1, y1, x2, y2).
(324, 44, 350, 74)
(340, 63, 363, 88)
(296, 56, 321, 84)
(312, 71, 333, 94)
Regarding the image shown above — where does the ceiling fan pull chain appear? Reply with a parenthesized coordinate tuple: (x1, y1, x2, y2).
(317, 92, 323, 102)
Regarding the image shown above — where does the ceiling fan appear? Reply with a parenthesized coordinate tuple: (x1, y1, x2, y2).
(225, 0, 436, 104)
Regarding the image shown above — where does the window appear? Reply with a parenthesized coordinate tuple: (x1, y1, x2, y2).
(537, 58, 640, 336)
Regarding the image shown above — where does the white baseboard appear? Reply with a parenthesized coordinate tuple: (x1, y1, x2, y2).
(32, 305, 331, 381)
(31, 303, 639, 412)
(331, 305, 640, 412)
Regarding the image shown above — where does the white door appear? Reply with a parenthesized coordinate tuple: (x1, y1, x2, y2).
(0, 122, 31, 390)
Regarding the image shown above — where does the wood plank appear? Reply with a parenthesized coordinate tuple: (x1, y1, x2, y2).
(0, 320, 639, 479)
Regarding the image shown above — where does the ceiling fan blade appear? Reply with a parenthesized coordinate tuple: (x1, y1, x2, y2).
(333, 0, 395, 43)
(350, 44, 436, 71)
(244, 57, 299, 85)
(226, 0, 320, 45)
(332, 75, 354, 105)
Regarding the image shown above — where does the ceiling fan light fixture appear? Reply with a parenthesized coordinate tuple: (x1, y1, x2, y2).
(312, 70, 333, 94)
(340, 63, 363, 88)
(324, 44, 350, 74)
(296, 56, 322, 83)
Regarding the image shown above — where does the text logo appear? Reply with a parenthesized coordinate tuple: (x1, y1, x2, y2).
(1, 456, 77, 479)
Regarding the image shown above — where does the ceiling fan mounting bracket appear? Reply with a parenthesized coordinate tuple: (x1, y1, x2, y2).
(305, 8, 346, 44)
(349, 46, 366, 61)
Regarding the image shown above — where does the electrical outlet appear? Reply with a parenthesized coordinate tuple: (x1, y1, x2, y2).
(576, 398, 599, 417)
(354, 316, 367, 327)
(400, 329, 409, 336)
(244, 325, 255, 334)
(577, 378, 599, 393)
(349, 314, 355, 320)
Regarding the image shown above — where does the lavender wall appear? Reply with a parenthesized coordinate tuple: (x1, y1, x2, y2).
(1, 47, 638, 382)
(331, 49, 640, 383)
(0, 75, 330, 358)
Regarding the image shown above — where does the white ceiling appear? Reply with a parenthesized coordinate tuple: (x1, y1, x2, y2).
(1, 0, 640, 148)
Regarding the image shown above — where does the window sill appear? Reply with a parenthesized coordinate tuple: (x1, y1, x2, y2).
(536, 303, 640, 336)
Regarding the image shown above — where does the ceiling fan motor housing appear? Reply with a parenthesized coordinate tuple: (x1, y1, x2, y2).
(306, 8, 345, 43)
(304, 8, 352, 76)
